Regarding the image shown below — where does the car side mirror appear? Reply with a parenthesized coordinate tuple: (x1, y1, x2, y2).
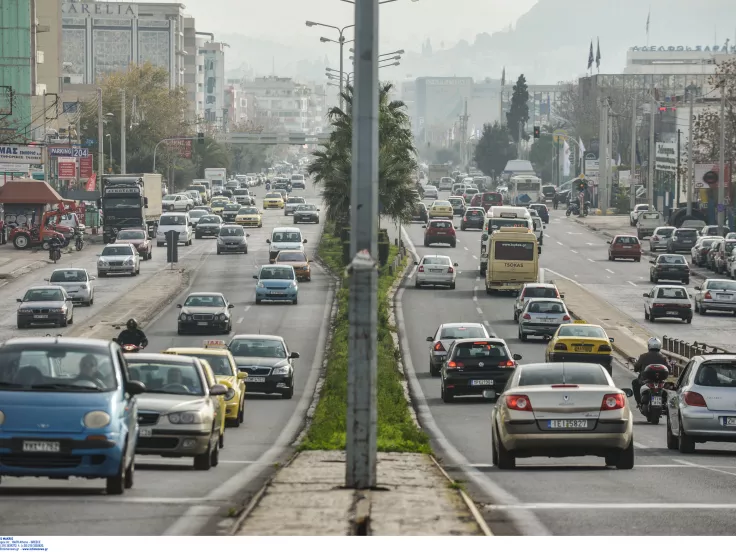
(426, 336, 433, 342)
(414, 261, 418, 265)
(252, 275, 258, 279)
(643, 293, 649, 297)
(606, 240, 611, 244)
(454, 226, 458, 230)
(453, 263, 459, 267)
(209, 384, 228, 396)
(237, 371, 247, 380)
(125, 380, 146, 395)
(303, 239, 307, 243)
(694, 286, 701, 290)
(559, 294, 565, 299)
(228, 304, 234, 308)
(290, 351, 300, 359)
(512, 353, 522, 361)
(176, 304, 182, 308)
(609, 337, 615, 343)
(16, 298, 22, 303)
(266, 239, 271, 243)
(422, 225, 427, 229)
(96, 254, 101, 257)
(649, 260, 655, 264)
(621, 388, 634, 398)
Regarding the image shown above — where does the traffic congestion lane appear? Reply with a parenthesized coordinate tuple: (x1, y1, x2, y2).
(400, 214, 736, 536)
(543, 211, 736, 351)
(0, 187, 334, 536)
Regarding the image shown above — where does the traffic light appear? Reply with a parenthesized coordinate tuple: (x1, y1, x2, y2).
(533, 126, 540, 139)
(576, 179, 588, 192)
(197, 132, 205, 145)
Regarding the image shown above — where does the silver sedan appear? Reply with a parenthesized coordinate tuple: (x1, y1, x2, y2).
(414, 255, 458, 289)
(426, 322, 490, 377)
(45, 267, 95, 306)
(693, 278, 736, 315)
(517, 298, 571, 341)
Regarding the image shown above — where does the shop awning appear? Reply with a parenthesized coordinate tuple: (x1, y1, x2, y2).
(0, 180, 64, 205)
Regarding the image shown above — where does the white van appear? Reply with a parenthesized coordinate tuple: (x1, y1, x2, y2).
(156, 212, 193, 247)
(452, 183, 467, 196)
(267, 226, 307, 262)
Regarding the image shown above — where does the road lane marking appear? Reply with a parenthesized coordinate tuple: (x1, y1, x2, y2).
(673, 458, 736, 478)
(544, 233, 551, 238)
(483, 320, 491, 327)
(483, 503, 736, 511)
(476, 276, 480, 282)
(244, 306, 251, 312)
(476, 306, 483, 314)
(606, 268, 615, 274)
(467, 463, 736, 469)
(464, 246, 469, 251)
(587, 258, 595, 263)
(237, 317, 244, 324)
(627, 281, 637, 287)
(585, 242, 595, 246)
(472, 255, 478, 260)
(556, 241, 563, 246)
(570, 249, 578, 254)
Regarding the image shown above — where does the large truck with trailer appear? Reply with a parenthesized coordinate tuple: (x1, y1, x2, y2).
(428, 164, 451, 185)
(99, 173, 163, 243)
(204, 168, 227, 191)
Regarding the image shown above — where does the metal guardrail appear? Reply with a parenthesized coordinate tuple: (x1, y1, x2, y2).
(662, 335, 731, 358)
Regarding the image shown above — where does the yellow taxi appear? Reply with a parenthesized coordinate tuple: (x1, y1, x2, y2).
(210, 198, 229, 215)
(235, 206, 263, 228)
(162, 341, 247, 427)
(263, 192, 285, 209)
(428, 200, 454, 219)
(545, 320, 614, 374)
(198, 358, 227, 449)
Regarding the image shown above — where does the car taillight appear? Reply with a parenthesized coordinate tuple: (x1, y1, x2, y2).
(554, 343, 567, 351)
(499, 359, 515, 367)
(599, 345, 612, 352)
(447, 267, 454, 274)
(683, 391, 707, 407)
(680, 303, 692, 308)
(562, 315, 571, 321)
(447, 360, 463, 369)
(704, 291, 712, 299)
(601, 393, 626, 411)
(522, 313, 531, 319)
(506, 394, 533, 411)
(434, 342, 445, 352)
(463, 216, 467, 221)
(653, 303, 667, 308)
(551, 384, 578, 388)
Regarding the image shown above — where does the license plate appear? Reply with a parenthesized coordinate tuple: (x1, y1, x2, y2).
(650, 396, 662, 406)
(573, 346, 592, 352)
(547, 420, 589, 429)
(666, 311, 679, 315)
(717, 294, 732, 300)
(139, 427, 153, 437)
(623, 245, 632, 249)
(471, 379, 493, 386)
(34, 314, 48, 319)
(723, 417, 736, 426)
(22, 440, 60, 453)
(198, 321, 208, 326)
(245, 377, 266, 383)
(270, 292, 286, 295)
(436, 232, 446, 235)
(430, 269, 443, 272)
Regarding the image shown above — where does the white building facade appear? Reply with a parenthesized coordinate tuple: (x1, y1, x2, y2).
(241, 77, 312, 133)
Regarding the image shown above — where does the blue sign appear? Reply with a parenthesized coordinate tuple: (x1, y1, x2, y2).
(47, 146, 89, 158)
(83, 138, 97, 147)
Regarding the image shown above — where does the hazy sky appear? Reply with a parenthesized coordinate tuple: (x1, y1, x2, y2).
(176, 0, 538, 50)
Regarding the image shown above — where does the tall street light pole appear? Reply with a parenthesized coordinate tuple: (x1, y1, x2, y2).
(306, 21, 355, 111)
(686, 83, 697, 217)
(718, 78, 727, 234)
(120, 89, 126, 174)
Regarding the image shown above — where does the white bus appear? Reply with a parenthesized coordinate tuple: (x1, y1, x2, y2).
(507, 175, 543, 206)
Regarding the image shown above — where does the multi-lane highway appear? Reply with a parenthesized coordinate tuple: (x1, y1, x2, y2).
(398, 191, 736, 536)
(0, 185, 334, 536)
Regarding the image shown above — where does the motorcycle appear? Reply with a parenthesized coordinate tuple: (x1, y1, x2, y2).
(49, 241, 62, 263)
(121, 344, 144, 353)
(579, 201, 591, 217)
(629, 358, 670, 424)
(566, 202, 580, 217)
(74, 228, 85, 251)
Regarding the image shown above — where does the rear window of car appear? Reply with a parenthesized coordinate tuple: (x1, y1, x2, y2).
(466, 209, 484, 215)
(657, 287, 688, 299)
(558, 326, 607, 339)
(640, 213, 661, 220)
(448, 198, 464, 205)
(422, 256, 450, 265)
(452, 342, 508, 360)
(655, 228, 674, 236)
(704, 280, 736, 291)
(614, 236, 639, 244)
(530, 204, 548, 213)
(658, 255, 686, 265)
(694, 362, 736, 387)
(483, 193, 503, 202)
(465, 188, 478, 194)
(518, 364, 609, 386)
(675, 229, 698, 238)
(525, 300, 565, 313)
(523, 286, 558, 298)
(439, 326, 486, 340)
(433, 201, 450, 207)
(430, 221, 452, 229)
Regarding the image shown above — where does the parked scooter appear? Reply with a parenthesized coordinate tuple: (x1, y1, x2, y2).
(566, 202, 580, 217)
(74, 227, 85, 251)
(629, 358, 670, 424)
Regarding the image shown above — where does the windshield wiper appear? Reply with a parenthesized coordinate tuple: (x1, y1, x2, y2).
(31, 382, 100, 391)
(148, 390, 200, 396)
(0, 381, 23, 388)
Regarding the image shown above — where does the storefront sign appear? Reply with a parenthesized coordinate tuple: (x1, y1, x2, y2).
(655, 142, 677, 174)
(47, 146, 89, 158)
(631, 45, 736, 53)
(0, 163, 30, 173)
(62, 2, 138, 17)
(694, 163, 731, 189)
(58, 157, 77, 179)
(0, 145, 43, 164)
(166, 139, 192, 159)
(79, 155, 93, 178)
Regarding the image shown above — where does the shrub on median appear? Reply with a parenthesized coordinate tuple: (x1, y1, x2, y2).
(301, 222, 430, 453)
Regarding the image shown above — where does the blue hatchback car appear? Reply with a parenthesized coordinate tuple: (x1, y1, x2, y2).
(0, 337, 145, 494)
(254, 264, 299, 305)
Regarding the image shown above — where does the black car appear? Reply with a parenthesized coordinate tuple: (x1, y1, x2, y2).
(460, 207, 485, 230)
(542, 184, 557, 201)
(273, 181, 292, 194)
(529, 203, 549, 223)
(440, 338, 522, 402)
(216, 225, 249, 254)
(448, 197, 466, 215)
(176, 292, 234, 334)
(667, 228, 699, 252)
(228, 334, 300, 399)
(195, 215, 223, 238)
(412, 202, 429, 223)
(221, 203, 241, 222)
(650, 254, 690, 284)
(293, 203, 320, 224)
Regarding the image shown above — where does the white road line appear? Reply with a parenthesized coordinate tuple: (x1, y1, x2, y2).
(556, 241, 563, 246)
(237, 317, 244, 324)
(570, 249, 578, 254)
(587, 258, 595, 263)
(472, 255, 478, 260)
(484, 503, 736, 511)
(605, 268, 615, 274)
(476, 276, 480, 282)
(476, 306, 483, 315)
(627, 280, 637, 287)
(544, 233, 551, 238)
(464, 246, 469, 251)
(482, 320, 491, 327)
(673, 458, 736, 478)
(244, 305, 251, 312)
(467, 463, 736, 469)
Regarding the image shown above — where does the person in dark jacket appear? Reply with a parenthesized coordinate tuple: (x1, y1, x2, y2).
(632, 337, 669, 406)
(116, 318, 148, 348)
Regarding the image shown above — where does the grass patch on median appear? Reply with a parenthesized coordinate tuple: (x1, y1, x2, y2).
(302, 222, 431, 454)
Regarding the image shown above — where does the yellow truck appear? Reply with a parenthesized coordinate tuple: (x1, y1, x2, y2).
(484, 227, 539, 294)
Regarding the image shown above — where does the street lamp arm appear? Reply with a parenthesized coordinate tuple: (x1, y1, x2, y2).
(305, 20, 340, 33)
(152, 136, 196, 173)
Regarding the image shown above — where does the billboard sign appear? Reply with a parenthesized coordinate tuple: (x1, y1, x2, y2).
(655, 142, 677, 173)
(79, 155, 93, 178)
(0, 144, 43, 164)
(166, 138, 192, 159)
(58, 157, 77, 179)
(48, 146, 89, 157)
(694, 163, 732, 189)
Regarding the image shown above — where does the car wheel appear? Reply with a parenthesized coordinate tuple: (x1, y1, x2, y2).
(495, 423, 516, 470)
(157, 241, 164, 247)
(644, 309, 650, 321)
(460, 225, 466, 231)
(686, 317, 692, 323)
(256, 298, 262, 305)
(491, 426, 499, 466)
(238, 400, 245, 423)
(193, 441, 213, 470)
(429, 362, 439, 377)
(519, 328, 527, 342)
(666, 417, 678, 450)
(217, 249, 221, 255)
(450, 282, 456, 290)
(123, 455, 134, 489)
(450, 241, 456, 248)
(650, 315, 656, 322)
(440, 381, 453, 403)
(678, 416, 696, 453)
(282, 386, 294, 399)
(196, 234, 202, 239)
(636, 257, 641, 262)
(615, 439, 635, 469)
(683, 279, 689, 285)
(423, 240, 430, 247)
(220, 429, 227, 446)
(106, 453, 127, 495)
(211, 442, 219, 467)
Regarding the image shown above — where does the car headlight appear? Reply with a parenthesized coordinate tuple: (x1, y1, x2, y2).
(272, 366, 290, 376)
(50, 307, 65, 313)
(18, 308, 32, 313)
(224, 387, 236, 401)
(218, 313, 228, 321)
(217, 237, 224, 243)
(288, 281, 297, 288)
(256, 282, 265, 288)
(84, 411, 111, 428)
(180, 313, 190, 321)
(98, 260, 109, 267)
(124, 258, 134, 266)
(168, 411, 202, 424)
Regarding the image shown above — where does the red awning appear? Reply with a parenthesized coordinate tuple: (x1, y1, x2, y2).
(0, 180, 64, 205)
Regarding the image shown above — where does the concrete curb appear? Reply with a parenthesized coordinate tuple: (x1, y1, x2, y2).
(0, 260, 48, 280)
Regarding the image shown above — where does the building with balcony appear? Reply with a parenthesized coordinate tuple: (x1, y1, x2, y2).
(199, 40, 226, 126)
(241, 77, 311, 133)
(182, 16, 204, 125)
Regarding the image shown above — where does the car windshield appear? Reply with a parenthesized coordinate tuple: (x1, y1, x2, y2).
(704, 227, 720, 235)
(422, 256, 450, 265)
(287, 198, 305, 204)
(277, 252, 307, 262)
(530, 204, 548, 213)
(260, 267, 294, 280)
(657, 287, 688, 299)
(116, 230, 146, 240)
(433, 201, 450, 207)
(694, 362, 736, 387)
(184, 295, 226, 307)
(640, 213, 660, 220)
(430, 221, 452, 229)
(483, 193, 503, 202)
(272, 231, 301, 242)
(526, 300, 565, 314)
(178, 353, 232, 377)
(494, 242, 534, 261)
(0, 345, 117, 392)
(160, 215, 186, 225)
(465, 188, 478, 194)
(558, 326, 607, 339)
(297, 204, 317, 211)
(199, 216, 220, 224)
(656, 228, 674, 236)
(230, 338, 287, 358)
(238, 208, 258, 214)
(266, 193, 282, 199)
(126, 360, 204, 395)
(212, 200, 228, 207)
(439, 326, 486, 339)
(219, 227, 244, 236)
(49, 270, 87, 283)
(189, 210, 207, 218)
(101, 246, 132, 256)
(452, 342, 509, 360)
(705, 280, 736, 291)
(449, 198, 463, 205)
(23, 288, 64, 302)
(224, 204, 240, 211)
(676, 230, 698, 238)
(614, 236, 639, 244)
(518, 364, 608, 386)
(658, 255, 686, 265)
(702, 239, 716, 247)
(725, 241, 736, 254)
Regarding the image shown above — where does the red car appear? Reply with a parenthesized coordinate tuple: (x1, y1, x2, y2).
(608, 235, 642, 262)
(423, 220, 457, 248)
(471, 192, 504, 212)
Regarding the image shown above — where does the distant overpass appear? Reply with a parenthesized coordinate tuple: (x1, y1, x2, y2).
(215, 132, 331, 146)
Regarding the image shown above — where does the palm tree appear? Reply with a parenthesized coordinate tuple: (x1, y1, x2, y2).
(308, 83, 418, 230)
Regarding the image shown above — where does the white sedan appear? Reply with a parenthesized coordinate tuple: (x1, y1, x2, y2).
(162, 194, 194, 212)
(414, 254, 458, 289)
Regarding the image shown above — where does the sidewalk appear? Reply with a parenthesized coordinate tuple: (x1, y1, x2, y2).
(233, 450, 486, 536)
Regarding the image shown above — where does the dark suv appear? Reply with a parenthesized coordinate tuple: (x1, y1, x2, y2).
(423, 220, 457, 247)
(529, 203, 549, 223)
(668, 228, 699, 253)
(440, 338, 522, 402)
(460, 207, 485, 230)
(650, 254, 690, 284)
(412, 202, 429, 224)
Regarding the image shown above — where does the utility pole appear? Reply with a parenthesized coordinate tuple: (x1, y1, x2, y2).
(346, 0, 378, 490)
(686, 84, 695, 216)
(677, 130, 682, 210)
(630, 95, 637, 211)
(517, 120, 523, 159)
(120, 89, 126, 174)
(648, 91, 656, 211)
(97, 88, 104, 181)
(459, 99, 469, 170)
(339, 35, 345, 112)
(607, 104, 613, 213)
(599, 98, 609, 213)
(718, 79, 727, 234)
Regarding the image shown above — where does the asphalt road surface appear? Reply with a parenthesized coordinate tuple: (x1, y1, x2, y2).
(398, 191, 736, 536)
(0, 184, 334, 536)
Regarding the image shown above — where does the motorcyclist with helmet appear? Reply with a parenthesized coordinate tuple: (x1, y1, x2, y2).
(632, 337, 669, 406)
(116, 318, 149, 349)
